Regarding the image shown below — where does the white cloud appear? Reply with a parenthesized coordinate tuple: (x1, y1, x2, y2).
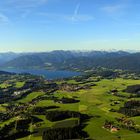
(101, 5, 123, 13)
(0, 0, 48, 20)
(0, 13, 9, 24)
(66, 15, 94, 22)
(70, 3, 94, 22)
(71, 3, 80, 21)
(101, 0, 131, 16)
(5, 0, 48, 9)
(100, 3, 128, 21)
(38, 3, 94, 23)
(38, 12, 94, 22)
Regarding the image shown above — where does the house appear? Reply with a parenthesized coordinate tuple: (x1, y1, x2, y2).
(111, 126, 119, 132)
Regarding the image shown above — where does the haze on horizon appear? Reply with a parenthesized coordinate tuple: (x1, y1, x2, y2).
(0, 0, 140, 52)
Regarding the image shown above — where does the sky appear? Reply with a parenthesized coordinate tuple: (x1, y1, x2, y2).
(0, 0, 140, 52)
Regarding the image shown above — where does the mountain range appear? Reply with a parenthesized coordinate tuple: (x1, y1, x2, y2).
(0, 50, 140, 72)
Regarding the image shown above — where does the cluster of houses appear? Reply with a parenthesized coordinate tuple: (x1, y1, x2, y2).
(103, 120, 120, 132)
(116, 117, 135, 127)
(59, 82, 95, 92)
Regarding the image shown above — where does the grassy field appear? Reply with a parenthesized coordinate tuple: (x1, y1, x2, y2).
(0, 83, 11, 88)
(0, 105, 6, 112)
(1, 78, 140, 140)
(15, 82, 25, 88)
(17, 91, 45, 103)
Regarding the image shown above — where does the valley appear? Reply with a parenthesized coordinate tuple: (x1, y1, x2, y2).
(0, 0, 140, 139)
(0, 69, 140, 140)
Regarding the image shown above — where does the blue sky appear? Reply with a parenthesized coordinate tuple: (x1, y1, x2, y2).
(0, 0, 140, 52)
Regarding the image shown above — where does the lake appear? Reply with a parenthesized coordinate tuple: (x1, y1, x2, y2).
(0, 68, 81, 80)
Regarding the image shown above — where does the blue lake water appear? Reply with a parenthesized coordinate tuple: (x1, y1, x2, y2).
(0, 68, 81, 80)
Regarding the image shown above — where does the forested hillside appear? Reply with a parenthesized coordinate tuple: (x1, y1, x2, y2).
(1, 51, 140, 72)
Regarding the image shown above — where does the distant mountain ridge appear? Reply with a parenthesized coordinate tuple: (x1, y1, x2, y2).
(0, 52, 26, 65)
(1, 50, 140, 72)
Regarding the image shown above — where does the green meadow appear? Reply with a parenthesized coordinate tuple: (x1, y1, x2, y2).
(16, 78, 140, 140)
